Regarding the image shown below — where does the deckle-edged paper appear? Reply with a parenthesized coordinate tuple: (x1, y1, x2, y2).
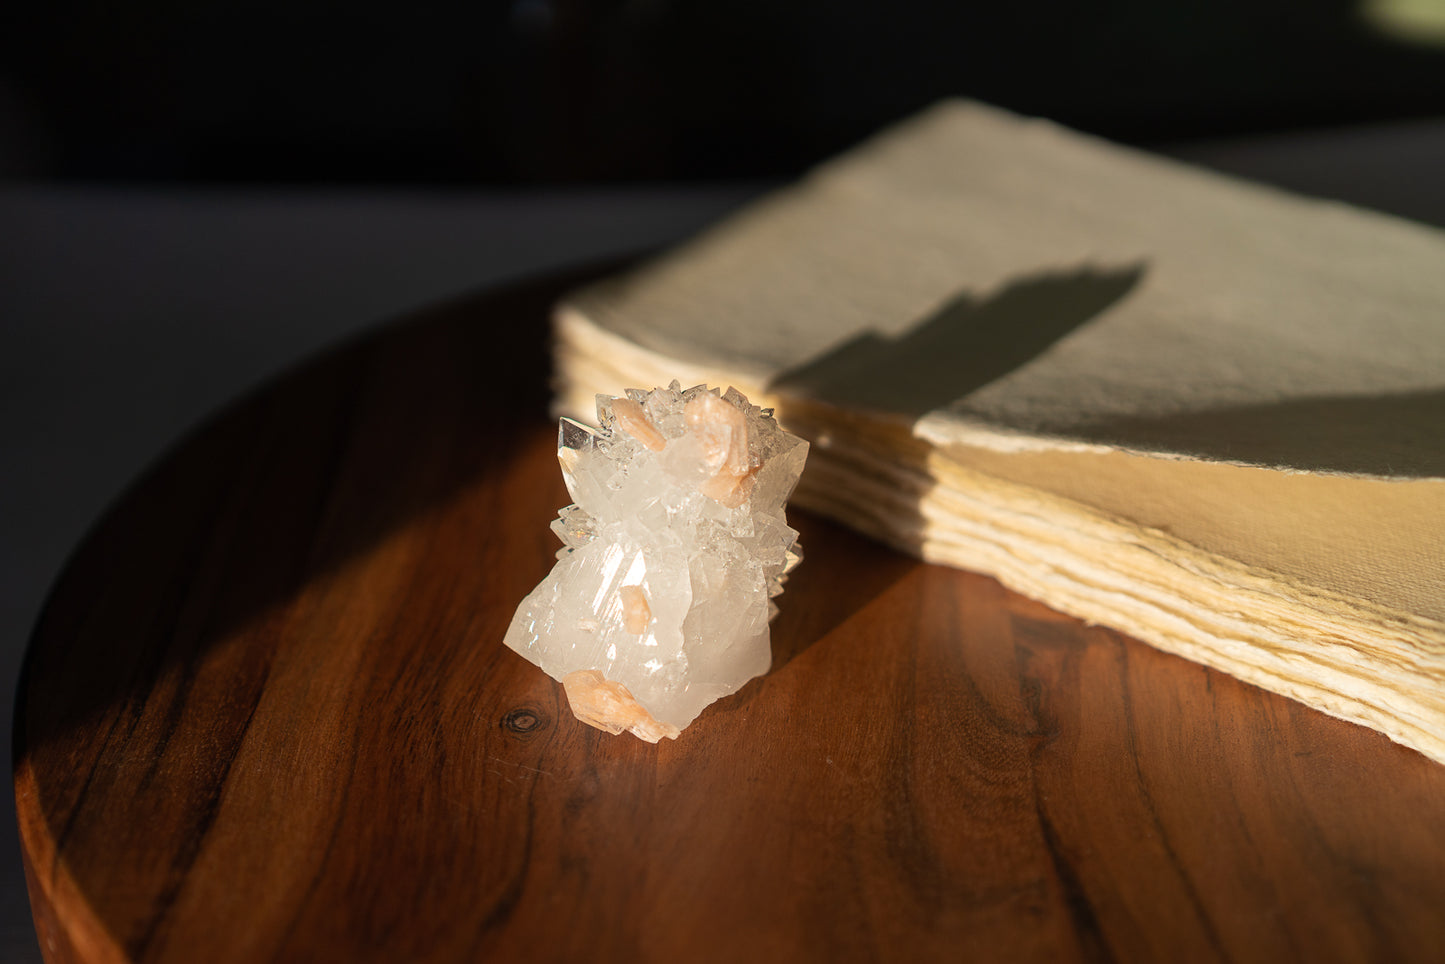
(551, 100, 1445, 763)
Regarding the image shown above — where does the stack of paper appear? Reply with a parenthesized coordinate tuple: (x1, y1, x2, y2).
(551, 101, 1445, 763)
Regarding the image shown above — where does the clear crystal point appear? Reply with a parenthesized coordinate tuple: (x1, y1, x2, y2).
(504, 385, 809, 741)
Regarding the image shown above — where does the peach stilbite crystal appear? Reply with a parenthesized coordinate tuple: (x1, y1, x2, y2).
(504, 382, 809, 741)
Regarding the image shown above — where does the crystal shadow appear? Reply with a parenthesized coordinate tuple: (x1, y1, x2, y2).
(771, 266, 1146, 417)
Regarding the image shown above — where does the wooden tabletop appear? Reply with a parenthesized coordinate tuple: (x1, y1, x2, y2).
(15, 262, 1445, 964)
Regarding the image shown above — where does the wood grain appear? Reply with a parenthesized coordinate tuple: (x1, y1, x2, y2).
(15, 262, 1445, 964)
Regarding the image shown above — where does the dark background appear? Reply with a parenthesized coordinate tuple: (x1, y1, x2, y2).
(5, 0, 1445, 183)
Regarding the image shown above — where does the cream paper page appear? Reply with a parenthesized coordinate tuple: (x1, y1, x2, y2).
(563, 100, 1445, 629)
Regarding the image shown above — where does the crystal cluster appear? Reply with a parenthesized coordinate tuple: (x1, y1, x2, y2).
(504, 382, 809, 741)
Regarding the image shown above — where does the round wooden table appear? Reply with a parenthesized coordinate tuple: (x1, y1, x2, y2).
(15, 263, 1445, 963)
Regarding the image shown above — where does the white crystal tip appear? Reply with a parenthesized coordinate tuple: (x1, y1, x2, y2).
(504, 382, 809, 740)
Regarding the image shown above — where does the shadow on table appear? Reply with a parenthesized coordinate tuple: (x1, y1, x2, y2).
(768, 509, 918, 674)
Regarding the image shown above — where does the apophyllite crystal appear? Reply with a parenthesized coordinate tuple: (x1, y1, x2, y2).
(504, 382, 809, 742)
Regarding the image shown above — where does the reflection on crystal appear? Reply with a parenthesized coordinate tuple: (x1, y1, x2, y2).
(504, 382, 809, 741)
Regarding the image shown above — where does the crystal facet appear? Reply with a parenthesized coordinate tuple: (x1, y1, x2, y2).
(504, 382, 809, 741)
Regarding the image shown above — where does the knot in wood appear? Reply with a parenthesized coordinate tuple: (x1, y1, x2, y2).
(501, 706, 547, 736)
